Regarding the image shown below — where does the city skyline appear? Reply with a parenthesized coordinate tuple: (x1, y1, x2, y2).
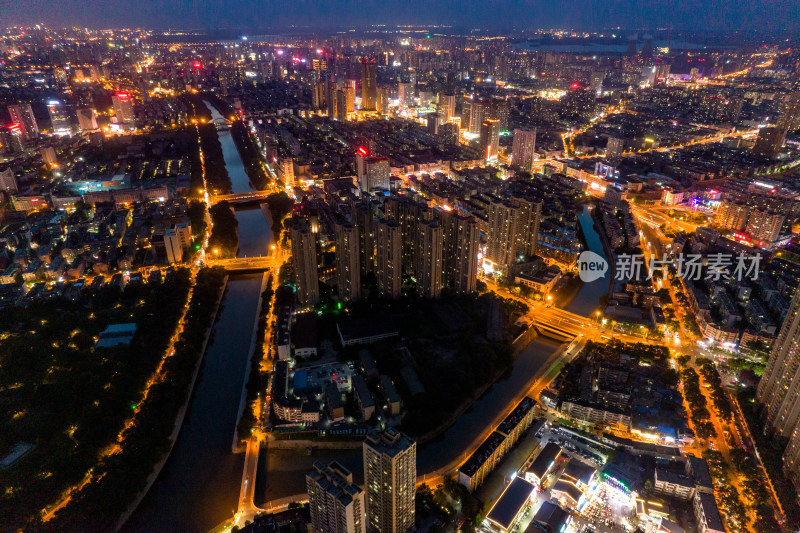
(5, 0, 800, 37)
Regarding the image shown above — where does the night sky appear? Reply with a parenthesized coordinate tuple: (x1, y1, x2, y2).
(4, 0, 797, 36)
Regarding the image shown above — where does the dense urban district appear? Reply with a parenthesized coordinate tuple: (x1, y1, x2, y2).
(1, 23, 800, 533)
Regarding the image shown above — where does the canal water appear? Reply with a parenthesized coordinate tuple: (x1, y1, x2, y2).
(565, 205, 610, 317)
(122, 104, 271, 533)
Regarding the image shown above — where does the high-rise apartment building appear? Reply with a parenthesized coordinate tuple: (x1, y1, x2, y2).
(0, 168, 18, 193)
(363, 429, 416, 533)
(47, 100, 73, 135)
(376, 218, 402, 298)
(415, 220, 443, 298)
(352, 201, 376, 276)
(714, 200, 750, 231)
(76, 108, 99, 131)
(745, 209, 785, 245)
(479, 119, 500, 160)
(606, 136, 625, 161)
(438, 209, 479, 292)
(377, 87, 389, 115)
(397, 82, 413, 108)
(753, 126, 786, 158)
(757, 288, 800, 435)
(307, 461, 365, 533)
(327, 80, 339, 118)
(0, 125, 24, 154)
(512, 129, 537, 172)
(337, 89, 349, 121)
(111, 92, 135, 128)
(335, 221, 361, 301)
(486, 196, 542, 270)
(438, 93, 456, 120)
(361, 57, 378, 111)
(7, 104, 38, 140)
(290, 220, 320, 307)
(778, 91, 800, 131)
(384, 196, 431, 275)
(312, 81, 327, 110)
(358, 157, 390, 193)
(757, 289, 800, 487)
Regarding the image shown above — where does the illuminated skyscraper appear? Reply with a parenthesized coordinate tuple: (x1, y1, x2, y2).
(778, 91, 800, 131)
(479, 119, 500, 160)
(290, 220, 320, 307)
(47, 100, 73, 136)
(352, 201, 375, 276)
(486, 196, 541, 270)
(512, 129, 537, 171)
(312, 81, 327, 110)
(361, 57, 377, 111)
(337, 89, 349, 121)
(0, 125, 24, 154)
(384, 196, 431, 275)
(606, 136, 625, 161)
(363, 429, 416, 533)
(335, 221, 361, 301)
(327, 80, 339, 118)
(307, 461, 365, 533)
(397, 82, 413, 108)
(376, 218, 402, 298)
(7, 104, 38, 140)
(376, 87, 389, 115)
(112, 92, 135, 128)
(415, 220, 443, 298)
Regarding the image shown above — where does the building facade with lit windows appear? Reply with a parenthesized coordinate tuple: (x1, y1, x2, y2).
(363, 429, 416, 533)
(307, 461, 365, 533)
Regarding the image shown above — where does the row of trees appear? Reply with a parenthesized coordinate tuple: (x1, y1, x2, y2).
(41, 267, 228, 532)
(737, 389, 800, 529)
(680, 367, 717, 439)
(696, 358, 733, 421)
(237, 275, 274, 440)
(208, 201, 239, 258)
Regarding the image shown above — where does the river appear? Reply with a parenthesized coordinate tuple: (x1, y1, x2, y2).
(565, 205, 610, 317)
(122, 104, 272, 533)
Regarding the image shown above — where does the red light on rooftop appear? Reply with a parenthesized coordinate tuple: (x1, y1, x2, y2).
(8, 123, 21, 131)
(357, 146, 370, 157)
(571, 82, 580, 89)
(116, 92, 130, 100)
(193, 62, 201, 69)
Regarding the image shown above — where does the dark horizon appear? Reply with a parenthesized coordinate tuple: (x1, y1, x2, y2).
(6, 0, 800, 39)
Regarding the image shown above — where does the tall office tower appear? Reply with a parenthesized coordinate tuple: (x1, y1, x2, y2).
(376, 218, 402, 298)
(778, 92, 800, 131)
(335, 221, 361, 301)
(479, 119, 500, 160)
(606, 136, 625, 161)
(426, 113, 441, 135)
(758, 288, 800, 440)
(438, 93, 456, 120)
(47, 100, 73, 136)
(312, 81, 327, 110)
(7, 104, 38, 140)
(753, 126, 787, 158)
(385, 196, 431, 275)
(111, 92, 135, 128)
(438, 210, 479, 292)
(337, 89, 349, 121)
(376, 87, 389, 114)
(327, 80, 339, 118)
(307, 461, 365, 533)
(512, 129, 537, 172)
(0, 125, 24, 154)
(290, 220, 320, 307)
(415, 220, 443, 298)
(363, 429, 416, 533)
(352, 201, 376, 276)
(76, 108, 99, 130)
(714, 200, 750, 231)
(361, 57, 377, 111)
(488, 98, 510, 131)
(745, 209, 786, 245)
